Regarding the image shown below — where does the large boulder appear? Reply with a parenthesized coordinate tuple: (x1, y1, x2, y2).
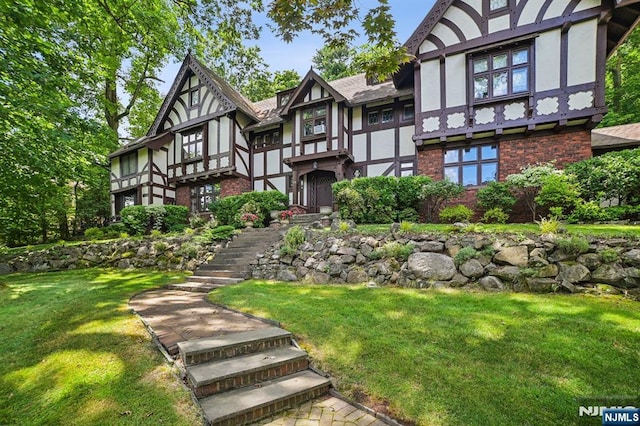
(592, 264, 626, 286)
(526, 278, 556, 293)
(622, 249, 640, 266)
(479, 276, 504, 291)
(459, 259, 484, 279)
(494, 246, 528, 267)
(407, 252, 456, 281)
(557, 262, 591, 283)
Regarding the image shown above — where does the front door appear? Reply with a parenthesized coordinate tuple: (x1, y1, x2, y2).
(309, 171, 337, 213)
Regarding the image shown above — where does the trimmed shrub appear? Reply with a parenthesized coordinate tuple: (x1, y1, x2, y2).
(195, 225, 236, 244)
(164, 205, 189, 232)
(482, 207, 509, 224)
(333, 176, 433, 224)
(398, 208, 419, 223)
(535, 172, 581, 215)
(604, 204, 640, 221)
(84, 227, 104, 241)
(568, 201, 610, 223)
(120, 205, 149, 235)
(146, 205, 167, 231)
(439, 205, 473, 223)
(210, 191, 288, 228)
(476, 181, 516, 213)
(103, 223, 126, 239)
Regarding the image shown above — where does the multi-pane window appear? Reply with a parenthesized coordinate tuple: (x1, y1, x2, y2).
(444, 144, 498, 186)
(472, 46, 529, 101)
(190, 89, 199, 106)
(190, 183, 219, 212)
(302, 104, 327, 138)
(120, 152, 137, 177)
(382, 108, 394, 123)
(182, 130, 203, 160)
(366, 104, 396, 128)
(368, 111, 379, 126)
(402, 104, 415, 121)
(254, 131, 281, 148)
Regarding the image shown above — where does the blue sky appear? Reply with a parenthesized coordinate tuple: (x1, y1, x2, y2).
(157, 0, 435, 94)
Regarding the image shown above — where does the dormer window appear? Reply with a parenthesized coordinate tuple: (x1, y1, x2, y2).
(302, 104, 327, 139)
(277, 89, 294, 107)
(472, 45, 530, 102)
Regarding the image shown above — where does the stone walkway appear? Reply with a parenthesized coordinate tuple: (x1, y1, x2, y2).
(129, 289, 270, 355)
(129, 288, 386, 425)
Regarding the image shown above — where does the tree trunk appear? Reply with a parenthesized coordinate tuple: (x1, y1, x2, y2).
(611, 55, 623, 112)
(105, 74, 119, 133)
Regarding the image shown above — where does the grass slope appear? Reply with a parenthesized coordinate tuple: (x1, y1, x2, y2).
(0, 269, 200, 425)
(211, 281, 640, 426)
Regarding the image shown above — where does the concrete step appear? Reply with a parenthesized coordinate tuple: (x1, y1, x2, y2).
(194, 269, 247, 278)
(198, 264, 251, 273)
(185, 276, 244, 285)
(187, 346, 309, 398)
(167, 282, 224, 293)
(178, 326, 292, 366)
(199, 370, 331, 426)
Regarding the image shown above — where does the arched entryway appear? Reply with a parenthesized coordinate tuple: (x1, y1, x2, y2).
(308, 170, 336, 213)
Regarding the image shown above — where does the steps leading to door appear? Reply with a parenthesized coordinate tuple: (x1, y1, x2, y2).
(168, 227, 284, 292)
(177, 326, 331, 425)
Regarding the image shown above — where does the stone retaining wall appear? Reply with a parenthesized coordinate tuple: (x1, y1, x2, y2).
(251, 228, 640, 297)
(0, 236, 224, 274)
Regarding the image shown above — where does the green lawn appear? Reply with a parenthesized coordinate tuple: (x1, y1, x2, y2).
(357, 222, 640, 238)
(0, 269, 200, 425)
(210, 281, 640, 426)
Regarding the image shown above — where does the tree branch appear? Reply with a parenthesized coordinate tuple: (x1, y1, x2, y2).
(115, 54, 152, 122)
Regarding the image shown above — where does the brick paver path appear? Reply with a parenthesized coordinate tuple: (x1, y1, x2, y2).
(259, 396, 387, 426)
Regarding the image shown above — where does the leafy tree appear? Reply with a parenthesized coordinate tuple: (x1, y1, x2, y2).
(419, 180, 464, 223)
(602, 25, 640, 127)
(505, 163, 558, 222)
(243, 69, 301, 102)
(476, 181, 517, 213)
(565, 148, 640, 205)
(312, 45, 360, 81)
(535, 173, 582, 217)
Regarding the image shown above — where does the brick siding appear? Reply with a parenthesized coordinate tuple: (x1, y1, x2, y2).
(417, 130, 592, 222)
(220, 176, 252, 198)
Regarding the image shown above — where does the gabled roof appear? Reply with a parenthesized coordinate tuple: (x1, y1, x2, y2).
(280, 69, 346, 115)
(147, 54, 259, 137)
(403, 0, 456, 56)
(246, 73, 412, 132)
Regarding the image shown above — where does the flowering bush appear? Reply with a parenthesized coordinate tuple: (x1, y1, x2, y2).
(280, 210, 293, 220)
(240, 213, 258, 222)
